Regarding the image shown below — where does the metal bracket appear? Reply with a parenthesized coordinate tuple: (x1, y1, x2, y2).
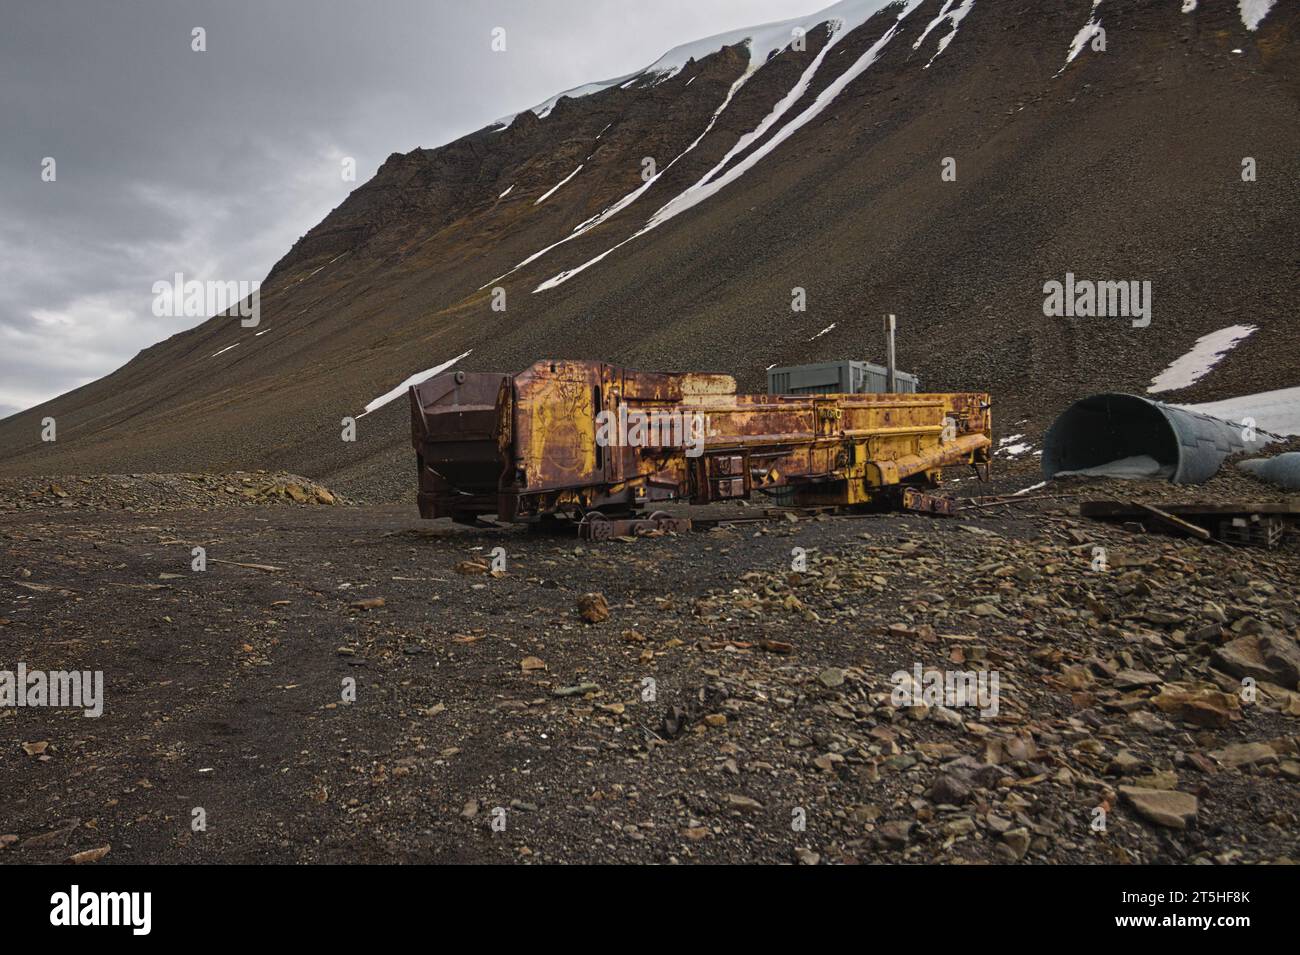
(901, 487, 957, 516)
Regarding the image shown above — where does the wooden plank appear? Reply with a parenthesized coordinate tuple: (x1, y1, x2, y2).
(1081, 498, 1300, 518)
(1134, 503, 1212, 541)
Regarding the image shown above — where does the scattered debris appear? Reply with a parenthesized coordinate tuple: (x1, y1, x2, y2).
(1081, 499, 1298, 548)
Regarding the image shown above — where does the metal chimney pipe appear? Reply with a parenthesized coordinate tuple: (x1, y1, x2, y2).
(884, 314, 897, 393)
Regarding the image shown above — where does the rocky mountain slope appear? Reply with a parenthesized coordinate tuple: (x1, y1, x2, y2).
(2, 0, 1296, 501)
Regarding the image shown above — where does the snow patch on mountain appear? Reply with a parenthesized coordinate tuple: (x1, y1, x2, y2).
(1239, 0, 1277, 31)
(643, 0, 924, 217)
(482, 68, 752, 289)
(535, 165, 583, 205)
(1147, 324, 1257, 394)
(534, 1, 925, 293)
(913, 0, 975, 67)
(359, 350, 472, 417)
(689, 17, 859, 198)
(1060, 0, 1103, 73)
(1179, 0, 1274, 33)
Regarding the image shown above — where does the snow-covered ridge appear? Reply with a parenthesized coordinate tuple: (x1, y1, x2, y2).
(492, 0, 905, 127)
(497, 0, 1280, 127)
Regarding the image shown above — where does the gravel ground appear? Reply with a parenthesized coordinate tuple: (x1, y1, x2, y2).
(2, 462, 1297, 864)
(0, 472, 345, 513)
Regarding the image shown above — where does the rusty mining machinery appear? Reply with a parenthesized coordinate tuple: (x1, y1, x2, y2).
(409, 360, 991, 538)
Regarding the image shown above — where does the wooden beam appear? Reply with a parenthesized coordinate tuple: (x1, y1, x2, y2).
(1134, 502, 1212, 541)
(1081, 498, 1300, 518)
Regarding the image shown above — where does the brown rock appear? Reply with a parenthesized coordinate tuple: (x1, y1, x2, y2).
(1114, 668, 1163, 690)
(927, 773, 973, 805)
(577, 592, 610, 623)
(817, 667, 846, 688)
(68, 844, 110, 864)
(1152, 683, 1239, 727)
(1212, 634, 1300, 689)
(1209, 741, 1277, 770)
(1120, 787, 1198, 829)
(879, 820, 913, 847)
(1002, 827, 1031, 859)
(1133, 770, 1179, 790)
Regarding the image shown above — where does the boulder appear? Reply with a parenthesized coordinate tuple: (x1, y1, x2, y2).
(1211, 634, 1300, 689)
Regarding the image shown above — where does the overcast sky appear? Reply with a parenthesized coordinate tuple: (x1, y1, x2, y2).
(0, 0, 818, 418)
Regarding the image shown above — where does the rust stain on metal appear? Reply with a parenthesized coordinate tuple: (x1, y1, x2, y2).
(410, 360, 991, 525)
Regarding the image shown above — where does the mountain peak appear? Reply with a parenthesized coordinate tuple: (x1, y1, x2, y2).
(2, 0, 1295, 504)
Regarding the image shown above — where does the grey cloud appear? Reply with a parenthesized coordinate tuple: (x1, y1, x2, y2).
(1, 0, 812, 413)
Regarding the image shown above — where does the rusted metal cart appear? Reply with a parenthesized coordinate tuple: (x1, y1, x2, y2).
(410, 360, 991, 533)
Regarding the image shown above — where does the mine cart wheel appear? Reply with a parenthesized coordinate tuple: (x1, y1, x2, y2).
(579, 511, 613, 540)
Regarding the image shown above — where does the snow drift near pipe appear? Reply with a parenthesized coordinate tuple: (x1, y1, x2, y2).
(1042, 393, 1271, 485)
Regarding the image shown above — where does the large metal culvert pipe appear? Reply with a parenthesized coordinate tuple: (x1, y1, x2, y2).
(1041, 393, 1273, 485)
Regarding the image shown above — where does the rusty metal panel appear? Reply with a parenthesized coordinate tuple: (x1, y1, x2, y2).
(511, 361, 601, 493)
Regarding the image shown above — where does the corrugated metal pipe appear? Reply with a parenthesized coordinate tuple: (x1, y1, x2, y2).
(1042, 392, 1276, 485)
